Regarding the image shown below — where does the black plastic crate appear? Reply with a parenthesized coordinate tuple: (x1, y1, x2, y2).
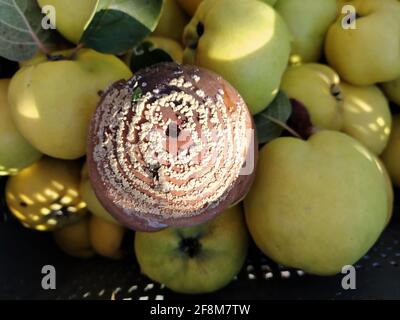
(1, 177, 399, 300)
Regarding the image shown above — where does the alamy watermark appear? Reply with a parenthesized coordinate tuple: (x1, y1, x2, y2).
(41, 265, 56, 290)
(41, 5, 56, 30)
(341, 265, 356, 290)
(341, 5, 357, 30)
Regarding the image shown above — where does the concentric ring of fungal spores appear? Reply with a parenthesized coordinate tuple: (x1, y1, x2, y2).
(91, 65, 249, 222)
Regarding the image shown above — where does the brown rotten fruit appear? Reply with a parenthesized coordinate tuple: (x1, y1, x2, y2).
(87, 63, 257, 231)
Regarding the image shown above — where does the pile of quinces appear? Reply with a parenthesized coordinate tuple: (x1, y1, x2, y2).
(1, 0, 400, 295)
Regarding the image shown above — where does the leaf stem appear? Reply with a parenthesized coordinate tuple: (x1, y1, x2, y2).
(266, 115, 303, 139)
(12, 0, 51, 56)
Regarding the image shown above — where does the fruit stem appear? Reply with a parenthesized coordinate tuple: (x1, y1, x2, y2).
(44, 43, 85, 62)
(266, 115, 303, 139)
(68, 43, 85, 60)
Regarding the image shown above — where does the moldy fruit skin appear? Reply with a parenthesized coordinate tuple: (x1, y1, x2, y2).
(5, 157, 87, 231)
(87, 62, 257, 232)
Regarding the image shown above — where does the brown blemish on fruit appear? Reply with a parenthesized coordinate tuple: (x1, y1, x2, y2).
(88, 63, 256, 230)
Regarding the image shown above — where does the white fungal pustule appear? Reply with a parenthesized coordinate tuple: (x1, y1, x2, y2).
(89, 63, 254, 228)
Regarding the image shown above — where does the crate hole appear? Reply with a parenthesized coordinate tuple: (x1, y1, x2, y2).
(246, 265, 255, 272)
(82, 292, 91, 298)
(261, 264, 272, 272)
(296, 270, 305, 276)
(363, 255, 370, 260)
(139, 296, 149, 300)
(248, 273, 256, 280)
(144, 283, 154, 292)
(155, 295, 164, 300)
(280, 271, 291, 279)
(264, 272, 273, 280)
(380, 253, 387, 259)
(98, 289, 105, 297)
(372, 262, 380, 268)
(111, 287, 122, 299)
(128, 285, 138, 293)
(389, 261, 398, 267)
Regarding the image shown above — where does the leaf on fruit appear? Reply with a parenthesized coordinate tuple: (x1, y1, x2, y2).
(287, 99, 315, 140)
(81, 0, 163, 55)
(254, 91, 293, 144)
(0, 0, 58, 61)
(130, 41, 173, 72)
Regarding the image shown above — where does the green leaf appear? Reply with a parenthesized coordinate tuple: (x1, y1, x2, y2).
(253, 91, 293, 145)
(0, 0, 57, 61)
(81, 0, 163, 55)
(130, 41, 173, 72)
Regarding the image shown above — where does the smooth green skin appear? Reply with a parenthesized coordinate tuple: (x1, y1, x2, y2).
(38, 0, 98, 44)
(80, 163, 120, 226)
(382, 76, 400, 106)
(262, 0, 278, 6)
(280, 63, 343, 130)
(8, 49, 132, 160)
(325, 0, 400, 85)
(382, 115, 400, 187)
(183, 0, 291, 114)
(177, 0, 203, 16)
(176, 0, 278, 17)
(0, 79, 42, 175)
(135, 206, 248, 294)
(275, 0, 337, 63)
(244, 131, 388, 275)
(341, 82, 392, 155)
(153, 0, 189, 42)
